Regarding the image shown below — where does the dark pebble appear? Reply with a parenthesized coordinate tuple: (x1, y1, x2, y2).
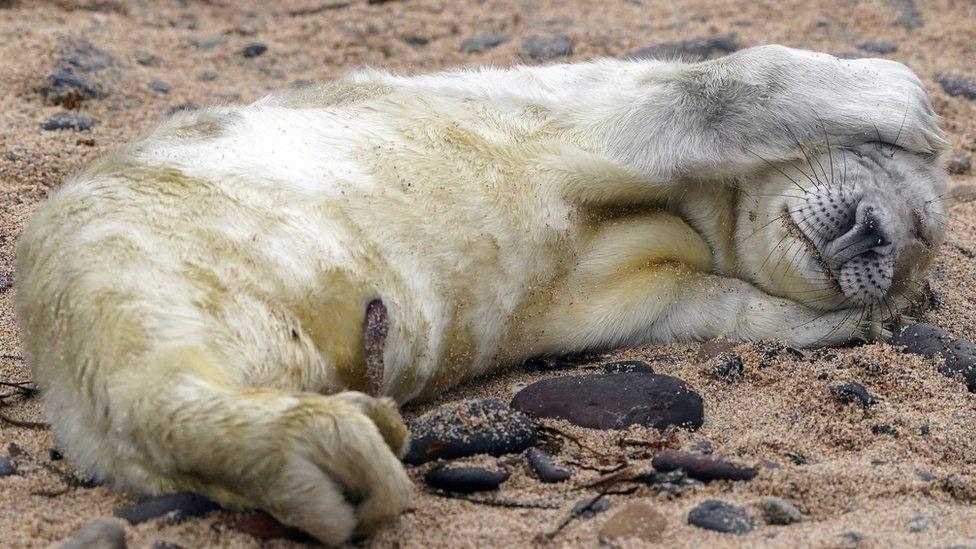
(403, 399, 537, 465)
(460, 33, 509, 54)
(42, 112, 94, 131)
(841, 531, 864, 544)
(114, 492, 219, 525)
(49, 448, 63, 460)
(602, 360, 653, 375)
(61, 39, 116, 72)
(637, 468, 699, 497)
(890, 324, 976, 392)
(627, 34, 738, 61)
(948, 151, 972, 175)
(150, 541, 183, 549)
(872, 424, 898, 436)
(135, 52, 162, 66)
(886, 0, 923, 28)
(525, 447, 571, 483)
(711, 353, 744, 381)
(857, 41, 897, 54)
(830, 381, 880, 407)
(651, 450, 757, 482)
(43, 68, 105, 107)
(571, 496, 613, 518)
(149, 80, 170, 94)
(511, 372, 703, 432)
(918, 423, 930, 435)
(687, 500, 754, 534)
(936, 74, 976, 101)
(59, 519, 126, 549)
(405, 35, 429, 46)
(241, 42, 268, 58)
(0, 457, 16, 476)
(227, 511, 310, 541)
(520, 34, 572, 60)
(424, 465, 509, 493)
(916, 470, 935, 481)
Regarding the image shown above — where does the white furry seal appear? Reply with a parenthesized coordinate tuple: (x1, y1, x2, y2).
(15, 46, 947, 543)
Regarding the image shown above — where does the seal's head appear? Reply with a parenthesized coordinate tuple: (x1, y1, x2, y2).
(738, 142, 947, 331)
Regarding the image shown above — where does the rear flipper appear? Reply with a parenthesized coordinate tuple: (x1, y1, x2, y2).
(109, 347, 412, 544)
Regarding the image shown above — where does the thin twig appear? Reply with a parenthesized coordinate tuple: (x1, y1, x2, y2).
(0, 412, 47, 429)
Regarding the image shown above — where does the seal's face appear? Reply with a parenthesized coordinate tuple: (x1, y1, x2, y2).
(737, 143, 947, 321)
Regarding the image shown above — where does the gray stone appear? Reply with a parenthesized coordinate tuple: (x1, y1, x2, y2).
(937, 74, 976, 101)
(687, 500, 754, 534)
(61, 39, 116, 72)
(424, 465, 509, 493)
(42, 112, 95, 131)
(460, 33, 509, 54)
(520, 35, 572, 60)
(830, 381, 880, 407)
(241, 42, 268, 58)
(58, 519, 126, 549)
(907, 516, 931, 532)
(403, 399, 537, 464)
(114, 492, 219, 525)
(760, 497, 802, 525)
(0, 457, 15, 476)
(42, 69, 105, 106)
(858, 41, 898, 54)
(652, 450, 758, 482)
(149, 80, 170, 94)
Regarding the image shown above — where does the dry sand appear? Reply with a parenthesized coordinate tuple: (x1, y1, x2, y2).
(1, 0, 975, 547)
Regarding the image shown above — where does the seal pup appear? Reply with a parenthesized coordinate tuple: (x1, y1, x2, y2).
(15, 45, 947, 543)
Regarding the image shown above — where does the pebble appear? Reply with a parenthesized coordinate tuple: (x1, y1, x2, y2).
(49, 447, 63, 460)
(830, 381, 880, 407)
(871, 424, 898, 436)
(58, 519, 126, 549)
(652, 450, 757, 482)
(711, 353, 744, 381)
(135, 52, 162, 67)
(760, 497, 803, 525)
(0, 457, 16, 476)
(149, 541, 182, 549)
(42, 112, 95, 131)
(598, 502, 667, 543)
(520, 35, 572, 60)
(907, 516, 931, 533)
(571, 496, 613, 518)
(403, 399, 537, 465)
(524, 447, 571, 483)
(636, 469, 699, 497)
(227, 511, 308, 541)
(460, 33, 509, 54)
(424, 465, 509, 493)
(841, 531, 864, 545)
(241, 42, 268, 58)
(149, 80, 170, 94)
(114, 492, 219, 525)
(602, 360, 654, 375)
(936, 74, 976, 101)
(890, 324, 976, 392)
(627, 35, 738, 61)
(511, 372, 703, 432)
(687, 500, 754, 534)
(858, 41, 898, 54)
(61, 39, 116, 72)
(43, 69, 105, 107)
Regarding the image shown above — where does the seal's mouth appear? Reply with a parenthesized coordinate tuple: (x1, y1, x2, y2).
(780, 206, 843, 295)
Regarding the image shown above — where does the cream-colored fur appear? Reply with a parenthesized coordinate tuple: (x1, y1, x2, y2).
(14, 46, 947, 543)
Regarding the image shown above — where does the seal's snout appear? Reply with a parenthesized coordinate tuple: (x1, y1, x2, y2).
(822, 204, 893, 270)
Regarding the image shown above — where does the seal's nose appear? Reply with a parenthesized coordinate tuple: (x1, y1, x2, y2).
(822, 203, 892, 269)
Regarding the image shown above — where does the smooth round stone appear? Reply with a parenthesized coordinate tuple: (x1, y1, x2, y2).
(889, 323, 952, 358)
(510, 372, 703, 432)
(687, 500, 754, 534)
(424, 465, 510, 493)
(524, 447, 571, 483)
(403, 399, 537, 465)
(760, 497, 803, 525)
(652, 450, 757, 482)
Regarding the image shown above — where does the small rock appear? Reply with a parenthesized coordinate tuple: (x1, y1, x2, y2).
(857, 41, 897, 54)
(936, 74, 976, 101)
(525, 447, 571, 483)
(61, 39, 116, 72)
(687, 500, 754, 534)
(405, 35, 429, 46)
(916, 470, 935, 481)
(760, 497, 802, 525)
(42, 69, 105, 107)
(0, 457, 16, 476)
(460, 33, 509, 54)
(918, 423, 931, 435)
(59, 519, 126, 549)
(424, 465, 509, 493)
(652, 450, 757, 482)
(135, 52, 161, 67)
(891, 324, 976, 392)
(200, 70, 218, 81)
(627, 35, 738, 61)
(42, 112, 94, 131)
(636, 469, 699, 497)
(241, 42, 268, 58)
(830, 381, 880, 407)
(907, 516, 931, 533)
(520, 35, 573, 60)
(114, 492, 219, 525)
(886, 0, 923, 28)
(598, 502, 667, 543)
(49, 448, 64, 460)
(150, 542, 182, 549)
(602, 360, 654, 374)
(511, 372, 703, 432)
(571, 496, 613, 518)
(227, 511, 308, 541)
(711, 353, 744, 381)
(871, 424, 898, 436)
(403, 399, 537, 465)
(149, 80, 170, 94)
(841, 531, 865, 545)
